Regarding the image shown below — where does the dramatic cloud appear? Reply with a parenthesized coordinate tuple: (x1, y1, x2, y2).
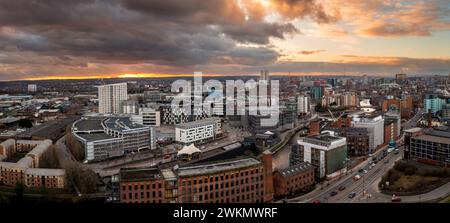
(299, 50, 325, 55)
(0, 0, 449, 80)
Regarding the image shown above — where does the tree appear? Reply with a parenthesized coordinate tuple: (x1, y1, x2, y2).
(65, 126, 85, 161)
(40, 145, 60, 168)
(64, 161, 98, 194)
(14, 181, 25, 203)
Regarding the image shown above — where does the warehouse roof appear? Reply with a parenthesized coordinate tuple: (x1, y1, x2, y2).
(176, 158, 260, 177)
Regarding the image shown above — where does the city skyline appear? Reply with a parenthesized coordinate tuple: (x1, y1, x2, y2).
(0, 0, 450, 81)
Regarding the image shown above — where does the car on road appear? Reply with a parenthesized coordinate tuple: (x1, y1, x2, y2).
(348, 192, 356, 199)
(363, 170, 368, 174)
(353, 174, 361, 181)
(338, 186, 346, 191)
(391, 195, 401, 202)
(330, 191, 338, 196)
(371, 163, 376, 167)
(358, 169, 364, 173)
(312, 200, 321, 204)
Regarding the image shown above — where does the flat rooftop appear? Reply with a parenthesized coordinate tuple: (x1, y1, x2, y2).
(304, 134, 342, 143)
(74, 117, 104, 132)
(176, 117, 220, 129)
(176, 158, 260, 178)
(414, 134, 450, 145)
(104, 117, 145, 131)
(76, 132, 116, 141)
(120, 167, 162, 182)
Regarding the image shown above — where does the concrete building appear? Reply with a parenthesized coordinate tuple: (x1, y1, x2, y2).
(409, 128, 450, 167)
(27, 84, 37, 92)
(352, 114, 384, 153)
(297, 133, 348, 178)
(72, 116, 156, 162)
(423, 93, 444, 114)
(341, 92, 357, 107)
(273, 162, 315, 198)
(175, 118, 222, 145)
(98, 82, 128, 114)
(297, 95, 310, 115)
(384, 111, 401, 145)
(122, 100, 138, 114)
(131, 107, 161, 127)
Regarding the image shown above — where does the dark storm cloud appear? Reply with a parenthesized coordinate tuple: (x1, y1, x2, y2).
(0, 0, 299, 79)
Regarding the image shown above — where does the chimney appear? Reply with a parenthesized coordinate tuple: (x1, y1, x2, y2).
(261, 150, 274, 202)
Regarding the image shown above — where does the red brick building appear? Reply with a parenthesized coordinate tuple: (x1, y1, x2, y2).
(119, 154, 274, 203)
(273, 162, 315, 198)
(120, 167, 166, 203)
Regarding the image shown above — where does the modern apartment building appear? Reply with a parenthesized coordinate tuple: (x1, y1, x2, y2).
(423, 93, 444, 114)
(98, 82, 128, 114)
(352, 114, 384, 153)
(297, 95, 310, 115)
(297, 133, 348, 178)
(27, 84, 37, 92)
(409, 128, 450, 167)
(131, 107, 161, 127)
(175, 118, 222, 145)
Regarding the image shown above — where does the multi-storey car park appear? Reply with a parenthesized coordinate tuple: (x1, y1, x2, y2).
(72, 116, 156, 162)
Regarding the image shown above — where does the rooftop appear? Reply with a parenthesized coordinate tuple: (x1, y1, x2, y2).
(278, 162, 314, 178)
(176, 117, 220, 129)
(73, 117, 105, 132)
(176, 158, 260, 178)
(120, 167, 162, 182)
(25, 168, 65, 176)
(414, 134, 450, 145)
(76, 132, 116, 142)
(104, 117, 146, 131)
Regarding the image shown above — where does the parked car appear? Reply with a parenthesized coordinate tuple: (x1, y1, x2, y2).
(348, 192, 357, 199)
(338, 186, 346, 191)
(330, 191, 338, 196)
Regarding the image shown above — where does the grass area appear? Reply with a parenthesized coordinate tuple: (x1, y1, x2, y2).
(379, 160, 450, 195)
(440, 196, 450, 203)
(4, 152, 27, 162)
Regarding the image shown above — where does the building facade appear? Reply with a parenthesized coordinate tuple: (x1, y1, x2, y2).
(98, 82, 128, 114)
(72, 116, 156, 162)
(273, 162, 315, 198)
(297, 133, 347, 178)
(175, 118, 222, 145)
(352, 114, 384, 153)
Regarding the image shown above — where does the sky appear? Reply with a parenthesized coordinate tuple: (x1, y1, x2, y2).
(0, 0, 449, 81)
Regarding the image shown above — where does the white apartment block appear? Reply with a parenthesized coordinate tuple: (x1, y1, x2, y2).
(352, 114, 384, 153)
(131, 107, 161, 127)
(27, 84, 37, 92)
(297, 133, 347, 178)
(98, 82, 128, 114)
(175, 118, 222, 145)
(297, 95, 310, 115)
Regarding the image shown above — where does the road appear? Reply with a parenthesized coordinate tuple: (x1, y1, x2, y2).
(286, 109, 429, 203)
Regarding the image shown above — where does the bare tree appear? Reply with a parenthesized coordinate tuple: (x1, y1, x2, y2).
(63, 161, 98, 194)
(65, 126, 85, 161)
(40, 145, 60, 168)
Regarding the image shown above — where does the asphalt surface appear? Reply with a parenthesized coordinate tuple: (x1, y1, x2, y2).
(286, 108, 449, 203)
